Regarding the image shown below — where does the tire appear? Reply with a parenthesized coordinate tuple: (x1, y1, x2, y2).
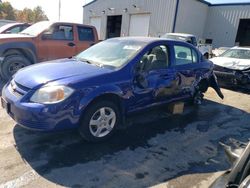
(78, 100, 120, 142)
(0, 55, 31, 81)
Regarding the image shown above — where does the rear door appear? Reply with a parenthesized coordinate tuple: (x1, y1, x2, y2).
(37, 23, 76, 61)
(75, 26, 97, 54)
(173, 45, 202, 96)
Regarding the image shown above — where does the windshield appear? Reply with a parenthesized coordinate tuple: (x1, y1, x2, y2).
(0, 23, 15, 33)
(21, 21, 52, 36)
(221, 49, 250, 59)
(75, 39, 146, 68)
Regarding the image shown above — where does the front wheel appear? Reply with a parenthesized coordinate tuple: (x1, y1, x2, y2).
(78, 100, 120, 142)
(0, 55, 31, 81)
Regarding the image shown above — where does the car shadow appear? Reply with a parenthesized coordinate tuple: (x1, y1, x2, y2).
(12, 99, 250, 187)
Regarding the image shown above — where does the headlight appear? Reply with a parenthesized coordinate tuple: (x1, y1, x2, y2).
(30, 85, 74, 104)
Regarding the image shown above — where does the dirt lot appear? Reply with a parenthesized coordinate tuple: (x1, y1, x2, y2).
(0, 79, 250, 188)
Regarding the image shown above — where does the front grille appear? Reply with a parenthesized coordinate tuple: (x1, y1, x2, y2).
(9, 80, 31, 97)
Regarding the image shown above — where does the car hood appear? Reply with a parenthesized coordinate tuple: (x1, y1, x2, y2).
(210, 57, 250, 71)
(13, 59, 112, 89)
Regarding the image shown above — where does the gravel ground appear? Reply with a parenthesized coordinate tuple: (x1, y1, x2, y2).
(0, 79, 250, 188)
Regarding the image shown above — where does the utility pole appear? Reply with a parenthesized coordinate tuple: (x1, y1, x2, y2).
(59, 0, 61, 21)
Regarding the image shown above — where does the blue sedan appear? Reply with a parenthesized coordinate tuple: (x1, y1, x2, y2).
(1, 37, 223, 142)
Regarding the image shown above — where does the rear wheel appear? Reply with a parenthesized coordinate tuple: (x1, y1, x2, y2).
(78, 100, 120, 142)
(0, 55, 31, 81)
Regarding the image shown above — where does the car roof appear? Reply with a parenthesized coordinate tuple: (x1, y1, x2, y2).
(107, 36, 189, 44)
(107, 37, 196, 48)
(33, 21, 96, 28)
(164, 33, 196, 38)
(232, 46, 250, 50)
(109, 36, 165, 42)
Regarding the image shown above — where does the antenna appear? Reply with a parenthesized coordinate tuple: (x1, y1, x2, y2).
(59, 0, 61, 21)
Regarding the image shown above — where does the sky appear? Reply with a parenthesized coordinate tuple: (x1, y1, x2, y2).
(2, 0, 91, 23)
(2, 0, 250, 23)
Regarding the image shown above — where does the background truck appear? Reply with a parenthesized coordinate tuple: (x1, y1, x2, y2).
(0, 21, 98, 80)
(161, 33, 212, 59)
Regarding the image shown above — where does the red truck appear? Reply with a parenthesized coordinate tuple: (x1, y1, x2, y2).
(0, 21, 98, 80)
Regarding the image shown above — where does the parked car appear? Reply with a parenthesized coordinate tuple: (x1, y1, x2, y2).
(0, 22, 31, 34)
(212, 47, 230, 57)
(161, 33, 212, 59)
(0, 21, 98, 80)
(210, 139, 250, 188)
(211, 47, 250, 88)
(1, 37, 224, 142)
(0, 19, 16, 27)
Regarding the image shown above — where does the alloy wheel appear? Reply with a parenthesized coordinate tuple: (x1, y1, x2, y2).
(89, 107, 116, 138)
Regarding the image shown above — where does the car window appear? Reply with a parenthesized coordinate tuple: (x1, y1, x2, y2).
(138, 45, 169, 72)
(50, 25, 74, 41)
(21, 25, 30, 31)
(6, 26, 22, 33)
(174, 45, 198, 65)
(77, 26, 94, 41)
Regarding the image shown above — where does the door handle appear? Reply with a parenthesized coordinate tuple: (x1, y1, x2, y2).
(68, 42, 75, 47)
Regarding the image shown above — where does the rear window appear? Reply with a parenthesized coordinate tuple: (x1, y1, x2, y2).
(174, 45, 198, 65)
(77, 26, 94, 41)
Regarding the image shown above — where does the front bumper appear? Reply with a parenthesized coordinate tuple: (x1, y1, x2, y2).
(214, 69, 250, 87)
(1, 82, 80, 131)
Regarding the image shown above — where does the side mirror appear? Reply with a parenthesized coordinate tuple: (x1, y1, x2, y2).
(42, 32, 52, 40)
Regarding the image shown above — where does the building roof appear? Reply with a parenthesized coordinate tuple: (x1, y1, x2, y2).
(83, 0, 97, 7)
(83, 0, 250, 7)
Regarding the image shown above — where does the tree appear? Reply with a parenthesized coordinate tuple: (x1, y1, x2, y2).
(0, 2, 15, 20)
(15, 6, 48, 23)
(32, 6, 48, 22)
(0, 2, 48, 23)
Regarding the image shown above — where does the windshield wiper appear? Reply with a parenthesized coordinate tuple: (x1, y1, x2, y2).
(20, 32, 32, 36)
(74, 57, 93, 64)
(74, 57, 107, 68)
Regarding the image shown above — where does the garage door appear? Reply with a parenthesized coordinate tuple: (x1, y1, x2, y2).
(90, 17, 101, 39)
(129, 14, 150, 36)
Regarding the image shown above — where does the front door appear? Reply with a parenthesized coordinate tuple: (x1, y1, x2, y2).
(37, 24, 76, 62)
(129, 44, 180, 112)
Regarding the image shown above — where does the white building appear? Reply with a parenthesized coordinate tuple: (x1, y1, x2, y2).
(83, 0, 250, 48)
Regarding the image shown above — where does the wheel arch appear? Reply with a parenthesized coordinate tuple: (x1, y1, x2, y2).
(79, 92, 126, 128)
(1, 42, 37, 64)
